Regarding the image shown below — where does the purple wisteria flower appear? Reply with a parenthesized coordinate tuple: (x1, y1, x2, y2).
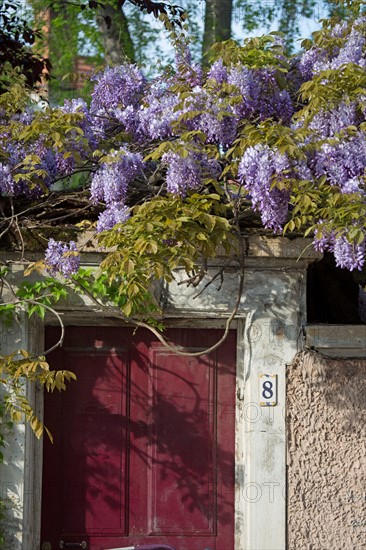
(56, 152, 75, 176)
(0, 163, 15, 195)
(61, 98, 87, 114)
(60, 98, 98, 149)
(90, 149, 144, 205)
(322, 20, 365, 72)
(208, 59, 228, 84)
(312, 227, 365, 270)
(312, 226, 334, 253)
(5, 141, 26, 169)
(44, 239, 80, 277)
(139, 88, 181, 140)
(228, 67, 293, 124)
(90, 64, 146, 113)
(308, 101, 359, 138)
(201, 111, 238, 147)
(333, 234, 365, 270)
(175, 43, 202, 86)
(196, 93, 238, 147)
(2, 138, 55, 197)
(114, 105, 141, 138)
(312, 133, 366, 192)
(298, 48, 326, 80)
(238, 144, 290, 231)
(57, 101, 95, 171)
(162, 151, 202, 196)
(228, 66, 260, 119)
(299, 17, 366, 78)
(13, 109, 34, 126)
(96, 202, 130, 232)
(174, 85, 238, 148)
(255, 70, 293, 123)
(161, 150, 220, 196)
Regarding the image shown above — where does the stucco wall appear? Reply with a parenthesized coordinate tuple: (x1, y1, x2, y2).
(287, 351, 366, 549)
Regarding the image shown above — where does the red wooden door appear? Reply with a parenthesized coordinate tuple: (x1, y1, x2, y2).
(41, 327, 236, 550)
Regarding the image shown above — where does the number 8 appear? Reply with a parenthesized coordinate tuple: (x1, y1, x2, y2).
(262, 380, 273, 399)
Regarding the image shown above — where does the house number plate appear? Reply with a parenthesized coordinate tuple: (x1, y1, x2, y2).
(259, 374, 277, 406)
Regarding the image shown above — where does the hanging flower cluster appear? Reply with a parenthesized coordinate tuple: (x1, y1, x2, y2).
(90, 149, 143, 230)
(238, 144, 290, 232)
(44, 239, 80, 278)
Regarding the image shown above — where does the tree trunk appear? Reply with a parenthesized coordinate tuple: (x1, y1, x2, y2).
(97, 1, 135, 64)
(202, 0, 233, 62)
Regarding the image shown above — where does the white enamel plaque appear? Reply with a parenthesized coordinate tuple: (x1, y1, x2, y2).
(259, 374, 277, 406)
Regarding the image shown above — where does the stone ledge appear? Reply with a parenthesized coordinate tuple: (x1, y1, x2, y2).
(306, 324, 366, 357)
(1, 235, 321, 264)
(246, 236, 320, 260)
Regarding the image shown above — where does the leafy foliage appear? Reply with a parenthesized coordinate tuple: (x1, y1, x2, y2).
(1, 5, 366, 282)
(97, 193, 233, 316)
(0, 269, 76, 438)
(235, 0, 348, 49)
(0, 0, 50, 92)
(0, 350, 76, 440)
(16, 277, 68, 318)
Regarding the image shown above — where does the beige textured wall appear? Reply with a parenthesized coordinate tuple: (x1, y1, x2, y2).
(287, 352, 366, 549)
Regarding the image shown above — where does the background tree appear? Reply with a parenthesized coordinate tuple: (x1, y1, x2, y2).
(28, 0, 350, 102)
(202, 0, 233, 61)
(96, 1, 136, 63)
(0, 0, 51, 93)
(29, 0, 189, 99)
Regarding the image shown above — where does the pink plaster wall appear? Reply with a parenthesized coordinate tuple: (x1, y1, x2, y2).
(287, 354, 366, 549)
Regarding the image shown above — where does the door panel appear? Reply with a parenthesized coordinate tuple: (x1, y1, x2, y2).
(41, 327, 236, 550)
(135, 349, 216, 537)
(62, 351, 129, 535)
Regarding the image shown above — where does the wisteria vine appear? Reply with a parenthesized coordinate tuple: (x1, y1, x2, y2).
(1, 10, 366, 279)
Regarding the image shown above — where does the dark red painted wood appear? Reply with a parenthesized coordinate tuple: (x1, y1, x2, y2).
(41, 327, 236, 550)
